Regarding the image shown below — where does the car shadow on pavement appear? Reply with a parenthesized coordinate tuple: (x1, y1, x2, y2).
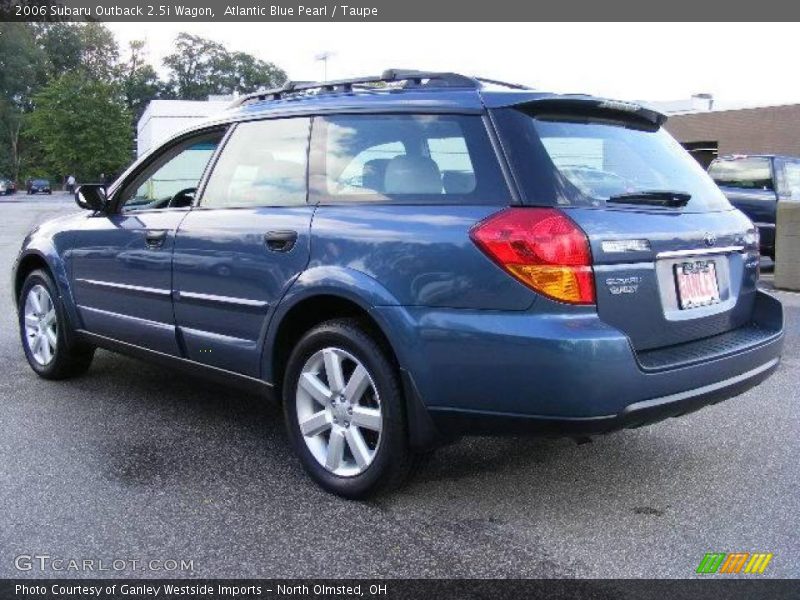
(61, 344, 700, 507)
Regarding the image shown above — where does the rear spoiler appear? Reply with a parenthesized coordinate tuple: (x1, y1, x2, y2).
(484, 93, 668, 128)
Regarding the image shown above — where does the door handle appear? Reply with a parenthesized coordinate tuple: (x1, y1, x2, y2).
(264, 230, 298, 252)
(145, 230, 168, 248)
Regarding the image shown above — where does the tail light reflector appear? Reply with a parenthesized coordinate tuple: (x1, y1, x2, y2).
(470, 208, 595, 304)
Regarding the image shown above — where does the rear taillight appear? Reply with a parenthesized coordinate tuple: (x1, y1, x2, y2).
(470, 208, 595, 305)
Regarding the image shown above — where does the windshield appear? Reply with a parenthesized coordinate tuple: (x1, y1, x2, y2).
(496, 108, 732, 211)
(708, 157, 774, 191)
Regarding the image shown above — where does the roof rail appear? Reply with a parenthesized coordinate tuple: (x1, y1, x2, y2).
(228, 69, 526, 109)
(474, 77, 532, 90)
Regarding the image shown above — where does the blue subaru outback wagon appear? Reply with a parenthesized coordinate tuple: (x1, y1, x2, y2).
(13, 70, 784, 497)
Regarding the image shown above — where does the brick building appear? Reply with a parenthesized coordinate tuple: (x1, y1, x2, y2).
(664, 104, 800, 167)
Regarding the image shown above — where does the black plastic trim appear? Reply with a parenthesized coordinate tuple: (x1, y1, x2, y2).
(400, 368, 450, 451)
(77, 329, 275, 399)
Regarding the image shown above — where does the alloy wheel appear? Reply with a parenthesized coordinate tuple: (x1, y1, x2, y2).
(296, 347, 383, 477)
(24, 284, 58, 365)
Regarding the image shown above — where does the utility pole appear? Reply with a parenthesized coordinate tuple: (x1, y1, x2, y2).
(314, 51, 335, 81)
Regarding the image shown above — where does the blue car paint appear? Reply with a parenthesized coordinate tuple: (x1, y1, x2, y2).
(69, 209, 188, 355)
(173, 205, 315, 376)
(306, 205, 536, 310)
(374, 290, 782, 420)
(12, 83, 785, 445)
(565, 206, 760, 350)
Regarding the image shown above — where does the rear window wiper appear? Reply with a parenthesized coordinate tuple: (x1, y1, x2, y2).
(607, 190, 691, 208)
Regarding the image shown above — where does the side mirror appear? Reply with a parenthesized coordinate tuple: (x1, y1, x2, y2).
(75, 184, 108, 212)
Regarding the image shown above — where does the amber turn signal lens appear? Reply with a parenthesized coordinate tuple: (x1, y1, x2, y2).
(470, 208, 595, 305)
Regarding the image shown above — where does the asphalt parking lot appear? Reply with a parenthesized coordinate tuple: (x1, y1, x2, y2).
(0, 192, 798, 579)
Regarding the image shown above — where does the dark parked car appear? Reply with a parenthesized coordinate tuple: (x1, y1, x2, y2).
(13, 71, 784, 498)
(708, 154, 800, 259)
(27, 178, 52, 195)
(0, 177, 16, 195)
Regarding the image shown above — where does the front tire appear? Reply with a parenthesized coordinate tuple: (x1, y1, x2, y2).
(283, 319, 412, 499)
(18, 269, 95, 379)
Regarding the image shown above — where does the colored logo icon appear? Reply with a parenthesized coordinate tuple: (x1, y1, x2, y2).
(697, 552, 773, 574)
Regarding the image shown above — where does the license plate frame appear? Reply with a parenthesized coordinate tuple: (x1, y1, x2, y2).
(674, 260, 721, 310)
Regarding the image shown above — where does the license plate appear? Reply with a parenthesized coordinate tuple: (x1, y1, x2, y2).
(674, 260, 720, 309)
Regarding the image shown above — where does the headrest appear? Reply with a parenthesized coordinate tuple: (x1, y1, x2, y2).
(362, 158, 390, 192)
(384, 155, 442, 195)
(442, 171, 476, 194)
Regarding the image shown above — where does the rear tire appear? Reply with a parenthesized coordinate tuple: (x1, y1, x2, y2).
(18, 269, 95, 379)
(283, 318, 413, 499)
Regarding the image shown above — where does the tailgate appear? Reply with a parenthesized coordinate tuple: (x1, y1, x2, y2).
(566, 206, 760, 351)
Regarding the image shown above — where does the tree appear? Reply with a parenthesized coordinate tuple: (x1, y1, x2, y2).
(163, 33, 227, 100)
(217, 51, 288, 94)
(163, 33, 287, 99)
(0, 22, 46, 180)
(79, 23, 120, 83)
(121, 40, 162, 121)
(27, 73, 132, 181)
(33, 22, 83, 79)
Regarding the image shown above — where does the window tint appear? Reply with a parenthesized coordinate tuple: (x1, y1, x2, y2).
(311, 115, 508, 203)
(708, 157, 774, 191)
(497, 108, 730, 212)
(202, 118, 310, 208)
(121, 133, 222, 211)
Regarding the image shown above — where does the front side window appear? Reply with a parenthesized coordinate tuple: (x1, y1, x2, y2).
(495, 107, 731, 212)
(708, 157, 774, 191)
(311, 114, 509, 203)
(201, 117, 311, 208)
(120, 132, 223, 212)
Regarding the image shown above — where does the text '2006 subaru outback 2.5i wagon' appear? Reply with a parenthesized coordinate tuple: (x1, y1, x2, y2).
(13, 70, 785, 498)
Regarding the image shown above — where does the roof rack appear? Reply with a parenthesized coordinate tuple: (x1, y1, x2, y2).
(228, 69, 530, 108)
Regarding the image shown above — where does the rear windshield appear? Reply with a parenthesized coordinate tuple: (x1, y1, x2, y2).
(495, 108, 731, 211)
(708, 157, 774, 191)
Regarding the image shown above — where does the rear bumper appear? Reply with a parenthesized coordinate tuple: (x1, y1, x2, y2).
(376, 290, 784, 443)
(427, 357, 778, 437)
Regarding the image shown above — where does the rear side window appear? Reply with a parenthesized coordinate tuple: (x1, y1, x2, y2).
(494, 107, 731, 212)
(708, 157, 774, 191)
(201, 117, 311, 208)
(309, 114, 509, 204)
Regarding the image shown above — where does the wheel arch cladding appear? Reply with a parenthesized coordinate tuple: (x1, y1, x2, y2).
(267, 291, 441, 450)
(268, 293, 400, 392)
(15, 252, 53, 302)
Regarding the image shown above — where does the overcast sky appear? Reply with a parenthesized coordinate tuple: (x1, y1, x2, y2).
(108, 22, 799, 109)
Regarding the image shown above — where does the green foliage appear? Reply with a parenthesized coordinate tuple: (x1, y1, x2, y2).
(32, 22, 83, 79)
(0, 22, 47, 179)
(78, 22, 120, 82)
(121, 40, 163, 122)
(27, 74, 132, 181)
(1, 24, 288, 183)
(163, 33, 287, 99)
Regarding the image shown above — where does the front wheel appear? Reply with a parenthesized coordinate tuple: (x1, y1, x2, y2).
(18, 269, 95, 379)
(283, 319, 413, 499)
